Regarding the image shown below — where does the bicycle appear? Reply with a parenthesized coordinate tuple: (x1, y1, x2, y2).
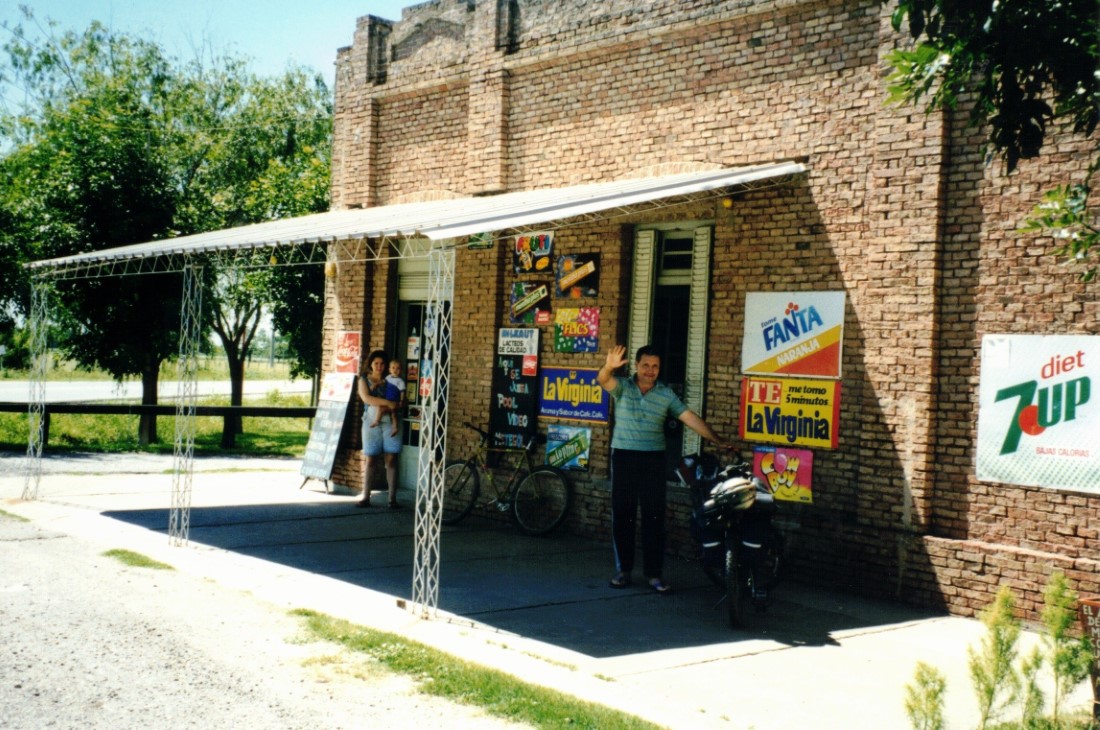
(441, 422, 573, 536)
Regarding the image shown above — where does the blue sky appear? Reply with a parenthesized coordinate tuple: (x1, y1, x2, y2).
(3, 0, 413, 87)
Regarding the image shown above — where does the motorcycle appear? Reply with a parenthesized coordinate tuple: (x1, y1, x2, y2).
(677, 453, 785, 628)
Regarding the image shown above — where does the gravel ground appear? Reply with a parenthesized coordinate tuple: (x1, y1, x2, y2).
(0, 513, 528, 730)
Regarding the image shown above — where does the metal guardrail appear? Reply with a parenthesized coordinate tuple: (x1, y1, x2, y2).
(0, 402, 315, 447)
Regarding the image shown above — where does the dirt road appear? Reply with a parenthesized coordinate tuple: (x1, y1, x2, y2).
(0, 512, 525, 730)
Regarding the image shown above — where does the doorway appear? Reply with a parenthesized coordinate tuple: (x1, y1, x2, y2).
(629, 224, 712, 476)
(394, 301, 426, 490)
(394, 245, 430, 490)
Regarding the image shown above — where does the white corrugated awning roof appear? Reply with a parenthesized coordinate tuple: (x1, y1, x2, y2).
(28, 160, 806, 271)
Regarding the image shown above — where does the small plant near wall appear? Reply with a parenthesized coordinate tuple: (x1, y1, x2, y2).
(904, 572, 1096, 730)
(970, 585, 1022, 728)
(905, 661, 947, 730)
(1040, 573, 1095, 725)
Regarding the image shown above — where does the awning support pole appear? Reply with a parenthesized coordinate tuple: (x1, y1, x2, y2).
(410, 245, 455, 618)
(22, 276, 51, 501)
(169, 261, 202, 545)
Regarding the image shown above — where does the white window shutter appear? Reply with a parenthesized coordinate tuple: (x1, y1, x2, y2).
(681, 225, 712, 455)
(628, 229, 656, 367)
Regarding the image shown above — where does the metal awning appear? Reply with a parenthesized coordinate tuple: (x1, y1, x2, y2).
(28, 160, 806, 275)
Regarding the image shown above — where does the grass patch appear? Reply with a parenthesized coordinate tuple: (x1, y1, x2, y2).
(0, 508, 30, 522)
(103, 549, 174, 571)
(0, 391, 312, 457)
(291, 609, 666, 730)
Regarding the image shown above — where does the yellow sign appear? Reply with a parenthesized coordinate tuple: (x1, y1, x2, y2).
(739, 377, 841, 449)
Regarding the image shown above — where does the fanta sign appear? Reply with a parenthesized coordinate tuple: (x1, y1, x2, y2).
(742, 291, 845, 378)
(977, 335, 1100, 494)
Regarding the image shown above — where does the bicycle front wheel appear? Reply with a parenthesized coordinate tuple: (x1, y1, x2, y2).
(441, 460, 479, 525)
(511, 466, 571, 536)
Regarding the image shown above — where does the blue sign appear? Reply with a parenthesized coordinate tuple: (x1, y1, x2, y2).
(538, 367, 609, 423)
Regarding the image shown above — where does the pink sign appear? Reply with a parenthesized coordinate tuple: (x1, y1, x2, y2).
(752, 446, 815, 504)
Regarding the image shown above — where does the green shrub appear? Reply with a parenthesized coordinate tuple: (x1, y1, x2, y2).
(905, 661, 947, 730)
(906, 573, 1096, 730)
(970, 585, 1022, 730)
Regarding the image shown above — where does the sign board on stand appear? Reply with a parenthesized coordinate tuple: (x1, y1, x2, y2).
(300, 372, 357, 490)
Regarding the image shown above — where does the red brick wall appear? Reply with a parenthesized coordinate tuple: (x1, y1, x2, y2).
(328, 0, 1100, 619)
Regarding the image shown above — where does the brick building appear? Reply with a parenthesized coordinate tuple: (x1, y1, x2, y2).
(323, 0, 1099, 619)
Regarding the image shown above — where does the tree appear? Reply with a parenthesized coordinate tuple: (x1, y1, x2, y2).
(265, 265, 325, 384)
(175, 64, 331, 445)
(1, 10, 331, 446)
(886, 0, 1100, 279)
(1, 15, 189, 444)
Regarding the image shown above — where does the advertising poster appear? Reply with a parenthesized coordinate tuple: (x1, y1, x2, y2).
(300, 372, 356, 481)
(490, 329, 540, 449)
(553, 307, 599, 353)
(555, 254, 600, 298)
(513, 231, 553, 274)
(546, 424, 592, 470)
(976, 334, 1099, 494)
(538, 367, 609, 423)
(752, 446, 814, 503)
(739, 376, 841, 449)
(468, 231, 494, 250)
(418, 359, 433, 400)
(333, 331, 361, 374)
(510, 282, 551, 325)
(742, 291, 845, 378)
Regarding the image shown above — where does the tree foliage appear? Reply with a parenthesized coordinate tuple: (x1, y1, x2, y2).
(1, 9, 331, 443)
(887, 0, 1100, 280)
(1, 15, 189, 442)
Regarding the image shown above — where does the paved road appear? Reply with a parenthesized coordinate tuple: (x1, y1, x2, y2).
(0, 379, 310, 403)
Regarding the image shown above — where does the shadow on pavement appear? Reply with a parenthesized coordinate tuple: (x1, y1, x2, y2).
(102, 499, 938, 659)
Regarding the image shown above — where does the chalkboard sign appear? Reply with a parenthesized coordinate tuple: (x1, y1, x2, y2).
(300, 372, 357, 482)
(489, 328, 539, 449)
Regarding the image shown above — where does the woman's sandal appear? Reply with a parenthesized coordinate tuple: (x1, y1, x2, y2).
(609, 572, 632, 589)
(355, 499, 372, 508)
(648, 578, 672, 595)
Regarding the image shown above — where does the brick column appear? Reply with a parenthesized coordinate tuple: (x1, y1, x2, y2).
(332, 16, 389, 209)
(465, 2, 509, 194)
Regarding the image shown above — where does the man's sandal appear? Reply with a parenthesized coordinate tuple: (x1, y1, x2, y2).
(609, 572, 632, 589)
(648, 578, 672, 595)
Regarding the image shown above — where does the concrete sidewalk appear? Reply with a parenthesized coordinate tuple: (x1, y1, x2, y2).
(1, 453, 1090, 729)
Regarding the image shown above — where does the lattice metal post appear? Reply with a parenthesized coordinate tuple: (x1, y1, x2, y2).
(410, 244, 455, 617)
(22, 276, 52, 501)
(169, 262, 202, 545)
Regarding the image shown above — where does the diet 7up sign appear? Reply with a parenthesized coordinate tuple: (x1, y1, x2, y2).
(977, 334, 1100, 494)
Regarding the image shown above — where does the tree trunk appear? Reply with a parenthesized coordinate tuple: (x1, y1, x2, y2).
(221, 348, 245, 449)
(137, 363, 159, 446)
